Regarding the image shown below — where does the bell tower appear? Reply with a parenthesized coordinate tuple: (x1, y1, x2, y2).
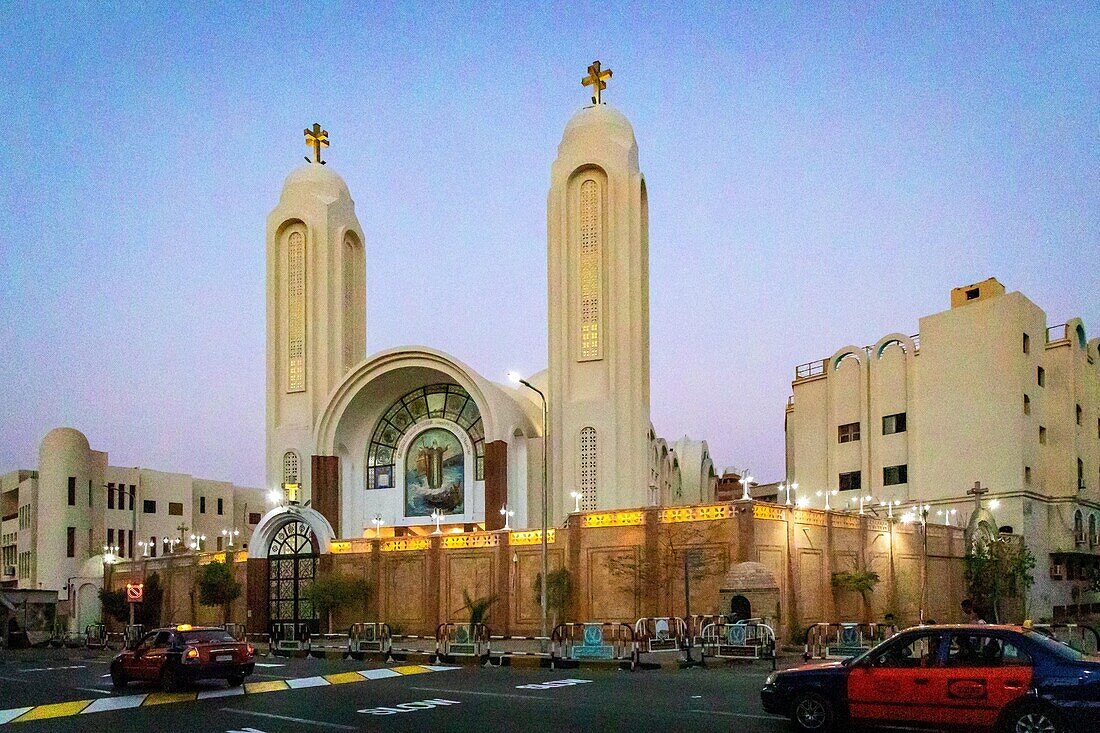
(266, 124, 366, 504)
(547, 64, 651, 519)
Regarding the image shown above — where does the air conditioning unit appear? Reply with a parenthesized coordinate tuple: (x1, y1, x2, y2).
(2, 565, 15, 577)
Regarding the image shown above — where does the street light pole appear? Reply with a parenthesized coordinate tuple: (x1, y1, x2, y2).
(510, 372, 549, 641)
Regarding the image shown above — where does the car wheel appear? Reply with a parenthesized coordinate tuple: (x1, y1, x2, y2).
(110, 666, 127, 689)
(227, 674, 244, 688)
(159, 667, 179, 693)
(791, 692, 834, 732)
(1001, 703, 1063, 733)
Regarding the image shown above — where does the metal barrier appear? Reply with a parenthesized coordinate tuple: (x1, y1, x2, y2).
(436, 623, 490, 660)
(804, 622, 897, 660)
(104, 631, 127, 650)
(552, 622, 637, 668)
(246, 632, 272, 657)
(223, 623, 246, 640)
(701, 620, 777, 662)
(350, 623, 392, 656)
(270, 622, 309, 654)
(309, 632, 351, 658)
(85, 624, 107, 649)
(689, 614, 728, 645)
(487, 634, 551, 662)
(1032, 623, 1100, 654)
(124, 624, 145, 648)
(388, 632, 437, 656)
(634, 617, 688, 653)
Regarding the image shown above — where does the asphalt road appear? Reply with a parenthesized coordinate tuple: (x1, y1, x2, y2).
(0, 647, 792, 732)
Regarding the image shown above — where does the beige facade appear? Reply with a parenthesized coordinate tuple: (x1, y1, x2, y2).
(786, 279, 1100, 618)
(0, 427, 264, 630)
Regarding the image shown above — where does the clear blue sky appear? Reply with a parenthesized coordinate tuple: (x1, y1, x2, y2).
(1, 3, 1096, 488)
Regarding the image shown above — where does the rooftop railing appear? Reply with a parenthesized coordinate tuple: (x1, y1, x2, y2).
(794, 333, 921, 381)
(1047, 323, 1068, 343)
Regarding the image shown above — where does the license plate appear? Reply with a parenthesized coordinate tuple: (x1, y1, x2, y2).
(216, 654, 233, 662)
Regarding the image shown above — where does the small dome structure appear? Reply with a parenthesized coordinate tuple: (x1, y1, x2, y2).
(40, 426, 90, 453)
(279, 162, 351, 203)
(558, 103, 638, 157)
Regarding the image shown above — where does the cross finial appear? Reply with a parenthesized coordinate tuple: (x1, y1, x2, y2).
(966, 481, 989, 508)
(581, 60, 613, 105)
(304, 122, 330, 164)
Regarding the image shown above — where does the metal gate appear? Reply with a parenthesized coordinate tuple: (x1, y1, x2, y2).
(267, 520, 319, 641)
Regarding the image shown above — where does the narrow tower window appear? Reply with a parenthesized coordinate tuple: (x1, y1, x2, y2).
(343, 234, 362, 373)
(579, 427, 597, 511)
(283, 452, 300, 487)
(578, 179, 602, 360)
(287, 229, 306, 392)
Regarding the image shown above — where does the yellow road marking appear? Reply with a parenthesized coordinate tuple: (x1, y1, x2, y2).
(143, 692, 197, 706)
(322, 672, 364, 685)
(243, 679, 289, 694)
(13, 700, 91, 722)
(392, 665, 431, 675)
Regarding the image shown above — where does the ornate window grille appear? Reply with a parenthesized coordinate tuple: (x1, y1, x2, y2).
(580, 427, 597, 511)
(578, 179, 602, 361)
(286, 229, 306, 392)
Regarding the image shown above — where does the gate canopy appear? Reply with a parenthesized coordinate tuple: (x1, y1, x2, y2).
(249, 505, 336, 559)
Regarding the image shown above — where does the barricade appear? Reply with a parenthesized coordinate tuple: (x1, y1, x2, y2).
(436, 622, 490, 661)
(487, 634, 551, 664)
(1032, 623, 1100, 654)
(701, 620, 777, 663)
(124, 624, 145, 648)
(104, 631, 127, 651)
(223, 622, 246, 640)
(634, 617, 688, 653)
(349, 622, 392, 657)
(246, 632, 272, 657)
(804, 622, 897, 660)
(85, 624, 107, 649)
(270, 622, 309, 655)
(387, 632, 437, 657)
(689, 614, 728, 646)
(309, 632, 351, 659)
(551, 622, 637, 669)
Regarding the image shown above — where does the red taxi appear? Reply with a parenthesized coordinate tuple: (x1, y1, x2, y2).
(761, 624, 1099, 732)
(110, 624, 255, 690)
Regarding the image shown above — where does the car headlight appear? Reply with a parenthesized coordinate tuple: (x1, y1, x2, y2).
(764, 672, 779, 686)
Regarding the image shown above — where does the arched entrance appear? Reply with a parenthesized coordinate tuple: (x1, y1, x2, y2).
(730, 594, 752, 620)
(267, 520, 320, 640)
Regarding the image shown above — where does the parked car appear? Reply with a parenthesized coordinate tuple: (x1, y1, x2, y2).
(110, 624, 255, 691)
(761, 624, 1099, 732)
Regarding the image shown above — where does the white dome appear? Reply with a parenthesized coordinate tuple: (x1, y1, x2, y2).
(280, 162, 351, 202)
(559, 103, 637, 153)
(40, 426, 89, 453)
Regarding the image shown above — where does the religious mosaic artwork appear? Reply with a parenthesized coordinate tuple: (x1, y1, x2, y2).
(404, 427, 464, 517)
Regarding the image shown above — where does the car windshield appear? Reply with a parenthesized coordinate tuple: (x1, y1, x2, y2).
(181, 630, 238, 644)
(1023, 630, 1089, 662)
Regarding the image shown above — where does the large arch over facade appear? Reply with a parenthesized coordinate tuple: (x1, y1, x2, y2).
(249, 506, 335, 559)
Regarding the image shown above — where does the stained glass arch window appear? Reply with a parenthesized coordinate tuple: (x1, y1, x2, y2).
(366, 383, 484, 489)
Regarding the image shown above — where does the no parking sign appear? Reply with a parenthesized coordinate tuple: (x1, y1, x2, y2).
(126, 583, 144, 603)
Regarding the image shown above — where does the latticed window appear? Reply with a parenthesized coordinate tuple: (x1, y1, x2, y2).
(343, 234, 361, 373)
(287, 229, 306, 392)
(269, 521, 315, 557)
(282, 452, 300, 486)
(580, 427, 597, 511)
(578, 179, 602, 360)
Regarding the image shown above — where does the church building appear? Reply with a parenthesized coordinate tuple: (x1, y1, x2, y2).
(259, 64, 719, 550)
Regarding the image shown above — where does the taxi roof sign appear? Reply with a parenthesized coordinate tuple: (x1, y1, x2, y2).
(125, 582, 144, 603)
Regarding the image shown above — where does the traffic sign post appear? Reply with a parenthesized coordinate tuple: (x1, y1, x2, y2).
(126, 583, 143, 626)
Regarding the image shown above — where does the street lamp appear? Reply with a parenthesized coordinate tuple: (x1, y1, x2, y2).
(267, 488, 283, 505)
(221, 528, 240, 548)
(740, 474, 754, 501)
(102, 545, 120, 564)
(371, 514, 384, 539)
(189, 533, 207, 551)
(430, 510, 444, 535)
(508, 369, 549, 642)
(780, 483, 790, 506)
(817, 489, 838, 511)
(858, 494, 874, 515)
(500, 505, 514, 531)
(137, 540, 151, 557)
(791, 482, 799, 505)
(570, 491, 582, 514)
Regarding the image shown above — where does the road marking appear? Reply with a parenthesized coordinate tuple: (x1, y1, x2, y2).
(0, 664, 457, 726)
(687, 710, 787, 721)
(81, 694, 148, 714)
(18, 665, 87, 673)
(410, 686, 552, 701)
(73, 687, 113, 695)
(222, 708, 357, 730)
(13, 700, 92, 722)
(253, 663, 284, 668)
(516, 678, 592, 690)
(359, 698, 460, 715)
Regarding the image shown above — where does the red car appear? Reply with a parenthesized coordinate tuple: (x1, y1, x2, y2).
(762, 624, 1099, 732)
(111, 625, 255, 691)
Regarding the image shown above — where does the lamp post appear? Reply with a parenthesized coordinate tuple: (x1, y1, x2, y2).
(431, 510, 444, 535)
(500, 506, 514, 532)
(817, 489, 838, 511)
(570, 491, 582, 514)
(222, 528, 239, 548)
(371, 514, 384, 539)
(740, 473, 754, 502)
(508, 370, 549, 642)
(858, 494, 874, 515)
(780, 483, 790, 506)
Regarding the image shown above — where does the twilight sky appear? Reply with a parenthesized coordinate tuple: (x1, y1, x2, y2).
(1, 3, 1097, 489)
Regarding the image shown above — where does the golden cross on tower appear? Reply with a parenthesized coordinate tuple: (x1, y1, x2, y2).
(304, 122, 330, 164)
(581, 60, 612, 105)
